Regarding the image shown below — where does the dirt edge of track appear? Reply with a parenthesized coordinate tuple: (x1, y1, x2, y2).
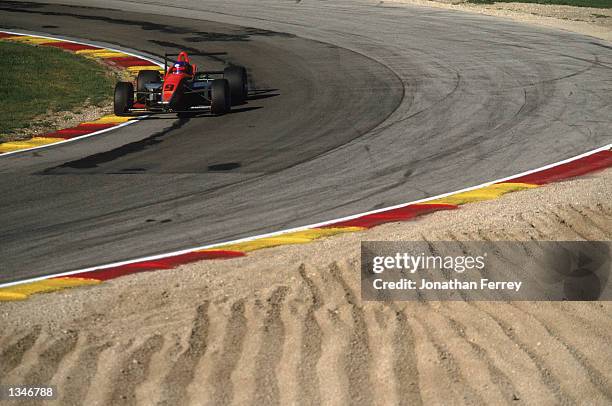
(387, 0, 612, 43)
(1, 167, 610, 405)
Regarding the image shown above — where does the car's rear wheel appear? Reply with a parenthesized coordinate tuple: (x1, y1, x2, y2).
(136, 70, 161, 103)
(223, 65, 247, 105)
(210, 79, 231, 115)
(114, 82, 133, 116)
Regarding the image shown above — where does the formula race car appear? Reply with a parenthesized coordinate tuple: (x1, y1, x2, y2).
(113, 51, 248, 116)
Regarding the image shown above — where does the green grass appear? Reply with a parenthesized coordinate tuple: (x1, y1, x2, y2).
(467, 0, 612, 8)
(0, 41, 114, 136)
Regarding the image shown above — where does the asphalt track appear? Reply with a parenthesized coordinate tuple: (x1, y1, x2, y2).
(1, 0, 611, 283)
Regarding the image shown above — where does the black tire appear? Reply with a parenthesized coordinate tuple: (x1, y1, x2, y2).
(136, 70, 161, 102)
(210, 79, 231, 115)
(114, 82, 133, 116)
(223, 65, 247, 105)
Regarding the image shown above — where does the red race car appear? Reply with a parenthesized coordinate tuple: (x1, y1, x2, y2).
(114, 51, 248, 116)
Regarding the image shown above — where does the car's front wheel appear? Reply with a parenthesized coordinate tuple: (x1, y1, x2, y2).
(114, 82, 134, 116)
(210, 79, 231, 115)
(223, 65, 247, 105)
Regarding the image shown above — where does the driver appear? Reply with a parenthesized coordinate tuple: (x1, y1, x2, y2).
(172, 61, 192, 75)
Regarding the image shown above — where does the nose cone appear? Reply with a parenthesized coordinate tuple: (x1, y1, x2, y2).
(162, 74, 184, 103)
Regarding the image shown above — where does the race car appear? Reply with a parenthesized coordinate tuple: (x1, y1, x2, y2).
(113, 51, 248, 116)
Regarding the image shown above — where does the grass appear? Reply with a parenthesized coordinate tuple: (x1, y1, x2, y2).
(467, 0, 612, 8)
(0, 41, 114, 136)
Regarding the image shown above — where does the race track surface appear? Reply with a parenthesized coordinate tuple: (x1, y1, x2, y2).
(1, 0, 611, 282)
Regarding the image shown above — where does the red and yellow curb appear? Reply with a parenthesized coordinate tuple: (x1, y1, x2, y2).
(0, 31, 162, 156)
(2, 147, 610, 302)
(0, 278, 101, 301)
